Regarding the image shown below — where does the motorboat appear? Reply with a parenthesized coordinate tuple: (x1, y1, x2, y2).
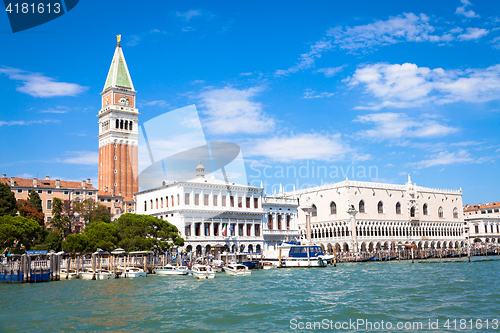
(191, 264, 215, 279)
(60, 268, 78, 279)
(262, 261, 277, 270)
(155, 264, 188, 276)
(225, 263, 251, 276)
(122, 267, 147, 278)
(78, 269, 116, 280)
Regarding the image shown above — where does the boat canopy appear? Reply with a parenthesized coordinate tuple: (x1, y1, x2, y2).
(288, 246, 324, 258)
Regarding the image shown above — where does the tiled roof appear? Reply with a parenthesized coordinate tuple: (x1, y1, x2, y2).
(463, 202, 500, 211)
(123, 196, 134, 202)
(0, 176, 96, 190)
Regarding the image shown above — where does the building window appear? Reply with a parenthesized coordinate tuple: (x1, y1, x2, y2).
(438, 207, 444, 218)
(144, 201, 147, 211)
(246, 197, 250, 208)
(100, 199, 104, 202)
(177, 194, 180, 205)
(485, 225, 488, 233)
(213, 223, 219, 236)
(185, 193, 190, 205)
(107, 199, 111, 202)
(255, 224, 260, 237)
(488, 209, 493, 214)
(495, 209, 499, 213)
(75, 191, 81, 195)
(311, 204, 317, 217)
(254, 198, 258, 209)
(204, 194, 209, 206)
(238, 197, 242, 208)
(17, 189, 22, 193)
(286, 215, 291, 230)
(161, 197, 163, 208)
(481, 210, 486, 214)
(165, 197, 168, 207)
(410, 206, 415, 218)
(47, 200, 52, 210)
(268, 214, 273, 230)
(475, 225, 479, 233)
(64, 191, 69, 195)
(230, 196, 234, 207)
(88, 191, 93, 195)
(47, 190, 52, 195)
(330, 202, 337, 214)
(238, 224, 243, 237)
(247, 224, 252, 236)
(359, 200, 365, 213)
(204, 223, 210, 236)
(195, 194, 200, 205)
(423, 203, 428, 215)
(277, 215, 282, 230)
(156, 198, 158, 209)
(46, 217, 51, 223)
(195, 223, 201, 236)
(38, 190, 43, 194)
(185, 225, 191, 237)
(222, 195, 227, 207)
(377, 201, 384, 214)
(453, 207, 458, 218)
(213, 195, 218, 206)
(150, 200, 153, 209)
(396, 202, 401, 214)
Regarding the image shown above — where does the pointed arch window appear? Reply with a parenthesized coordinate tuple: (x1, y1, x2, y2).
(268, 214, 273, 230)
(377, 201, 384, 214)
(311, 204, 317, 217)
(423, 203, 428, 215)
(453, 207, 458, 219)
(330, 201, 337, 214)
(396, 202, 401, 214)
(410, 206, 415, 218)
(359, 200, 365, 213)
(116, 119, 119, 129)
(438, 206, 444, 218)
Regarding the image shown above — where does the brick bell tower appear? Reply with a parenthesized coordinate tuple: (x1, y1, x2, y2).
(97, 35, 139, 199)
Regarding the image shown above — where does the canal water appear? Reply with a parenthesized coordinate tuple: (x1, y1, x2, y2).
(1, 258, 499, 332)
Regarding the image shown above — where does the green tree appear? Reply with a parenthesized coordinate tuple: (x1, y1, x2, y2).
(17, 199, 44, 226)
(62, 234, 89, 256)
(115, 213, 184, 252)
(0, 215, 43, 254)
(51, 198, 68, 234)
(0, 182, 17, 216)
(75, 199, 111, 224)
(84, 221, 118, 252)
(44, 230, 63, 252)
(28, 190, 43, 213)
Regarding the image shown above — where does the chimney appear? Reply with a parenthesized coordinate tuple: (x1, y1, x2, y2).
(2, 174, 6, 179)
(55, 179, 60, 189)
(45, 176, 50, 180)
(10, 177, 14, 186)
(33, 178, 37, 188)
(81, 180, 86, 189)
(86, 178, 91, 184)
(111, 188, 114, 196)
(104, 186, 108, 192)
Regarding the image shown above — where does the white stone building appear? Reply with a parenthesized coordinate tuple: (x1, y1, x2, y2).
(136, 163, 301, 254)
(464, 216, 500, 244)
(281, 176, 465, 253)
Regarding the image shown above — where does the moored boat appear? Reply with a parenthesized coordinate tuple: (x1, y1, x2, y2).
(60, 268, 78, 279)
(225, 263, 251, 276)
(155, 264, 188, 276)
(191, 264, 215, 279)
(262, 261, 277, 270)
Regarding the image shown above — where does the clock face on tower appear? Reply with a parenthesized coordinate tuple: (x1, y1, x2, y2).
(119, 96, 129, 106)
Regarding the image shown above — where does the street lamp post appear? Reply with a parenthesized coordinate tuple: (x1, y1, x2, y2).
(464, 222, 470, 262)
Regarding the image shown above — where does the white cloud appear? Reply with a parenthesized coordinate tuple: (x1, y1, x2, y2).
(348, 62, 500, 109)
(456, 0, 479, 18)
(457, 27, 488, 40)
(191, 80, 205, 85)
(126, 35, 141, 47)
(275, 39, 333, 76)
(16, 173, 33, 178)
(491, 37, 500, 49)
(316, 66, 345, 77)
(58, 151, 98, 165)
(303, 89, 335, 99)
(355, 113, 458, 140)
(176, 10, 202, 21)
(451, 141, 484, 146)
(143, 100, 169, 108)
(197, 86, 275, 135)
(40, 106, 70, 114)
(0, 119, 59, 126)
(244, 133, 364, 162)
(0, 67, 88, 98)
(408, 149, 490, 168)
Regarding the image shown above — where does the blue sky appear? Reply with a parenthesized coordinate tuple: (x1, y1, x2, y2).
(1, 0, 499, 204)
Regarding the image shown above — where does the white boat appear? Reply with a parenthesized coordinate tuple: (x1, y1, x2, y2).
(191, 264, 215, 279)
(155, 264, 188, 276)
(263, 243, 328, 268)
(225, 263, 251, 276)
(60, 268, 78, 279)
(78, 269, 116, 280)
(122, 267, 147, 278)
(262, 261, 277, 270)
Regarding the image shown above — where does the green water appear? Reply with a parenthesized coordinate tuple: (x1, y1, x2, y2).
(1, 258, 499, 332)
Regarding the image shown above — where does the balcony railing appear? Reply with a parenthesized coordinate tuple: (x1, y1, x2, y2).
(262, 197, 298, 205)
(263, 229, 300, 236)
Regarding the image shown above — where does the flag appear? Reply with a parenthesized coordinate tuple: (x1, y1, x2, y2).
(229, 224, 233, 236)
(222, 223, 227, 236)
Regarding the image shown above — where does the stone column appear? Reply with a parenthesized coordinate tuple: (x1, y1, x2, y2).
(348, 206, 359, 253)
(302, 206, 313, 245)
